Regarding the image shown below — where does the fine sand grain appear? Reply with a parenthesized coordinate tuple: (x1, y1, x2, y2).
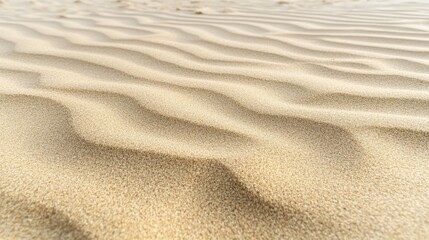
(0, 0, 429, 239)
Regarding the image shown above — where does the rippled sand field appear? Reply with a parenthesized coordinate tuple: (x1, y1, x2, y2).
(0, 0, 429, 239)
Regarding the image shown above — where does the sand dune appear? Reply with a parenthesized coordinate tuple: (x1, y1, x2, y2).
(1, 0, 429, 239)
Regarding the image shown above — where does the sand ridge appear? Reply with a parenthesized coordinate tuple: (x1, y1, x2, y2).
(0, 0, 429, 239)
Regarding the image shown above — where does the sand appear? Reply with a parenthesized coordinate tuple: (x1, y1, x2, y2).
(0, 0, 429, 239)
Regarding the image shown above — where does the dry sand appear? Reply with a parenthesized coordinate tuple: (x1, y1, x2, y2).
(0, 0, 429, 239)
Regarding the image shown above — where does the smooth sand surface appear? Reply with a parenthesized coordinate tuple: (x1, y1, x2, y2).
(1, 0, 429, 239)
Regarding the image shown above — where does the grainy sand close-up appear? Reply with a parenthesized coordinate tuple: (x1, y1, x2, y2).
(0, 0, 429, 239)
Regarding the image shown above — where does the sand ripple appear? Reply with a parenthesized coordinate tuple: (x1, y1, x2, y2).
(0, 0, 429, 239)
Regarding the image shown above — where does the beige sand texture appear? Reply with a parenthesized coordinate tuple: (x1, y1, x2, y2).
(1, 0, 429, 239)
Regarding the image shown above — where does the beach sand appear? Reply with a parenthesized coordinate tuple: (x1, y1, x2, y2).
(0, 0, 429, 239)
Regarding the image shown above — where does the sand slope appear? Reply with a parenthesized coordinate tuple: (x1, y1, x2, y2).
(1, 0, 429, 239)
